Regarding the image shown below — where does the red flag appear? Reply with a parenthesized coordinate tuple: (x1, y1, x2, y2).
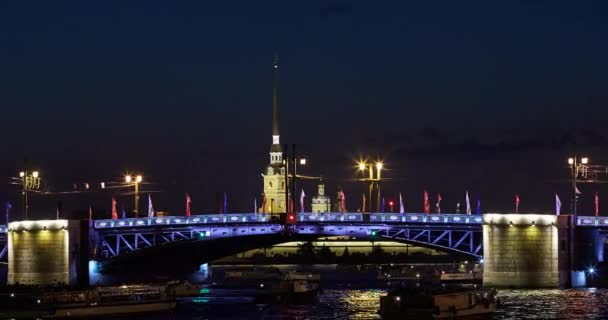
(186, 193, 192, 217)
(88, 205, 93, 228)
(595, 192, 599, 217)
(515, 194, 520, 213)
(111, 197, 118, 220)
(339, 190, 346, 213)
(423, 190, 430, 214)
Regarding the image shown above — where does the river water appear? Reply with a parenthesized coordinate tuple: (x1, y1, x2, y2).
(104, 288, 608, 319)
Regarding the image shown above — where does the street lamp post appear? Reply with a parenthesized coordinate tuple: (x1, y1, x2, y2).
(19, 170, 41, 219)
(568, 156, 589, 216)
(357, 161, 383, 212)
(125, 174, 143, 217)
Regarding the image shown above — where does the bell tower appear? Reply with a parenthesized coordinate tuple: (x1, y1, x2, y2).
(262, 55, 286, 216)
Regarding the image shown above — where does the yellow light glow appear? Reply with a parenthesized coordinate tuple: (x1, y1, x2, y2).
(358, 162, 366, 171)
(19, 172, 24, 178)
(581, 157, 589, 165)
(32, 171, 39, 178)
(568, 158, 574, 165)
(136, 175, 143, 183)
(483, 213, 556, 226)
(376, 162, 383, 170)
(299, 158, 307, 166)
(125, 175, 132, 183)
(8, 219, 69, 231)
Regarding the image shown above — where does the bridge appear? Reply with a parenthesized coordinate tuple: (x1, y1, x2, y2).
(0, 213, 607, 261)
(90, 213, 485, 259)
(1, 212, 608, 288)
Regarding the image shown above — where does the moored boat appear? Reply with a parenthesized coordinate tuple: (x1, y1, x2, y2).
(0, 284, 177, 319)
(379, 286, 497, 319)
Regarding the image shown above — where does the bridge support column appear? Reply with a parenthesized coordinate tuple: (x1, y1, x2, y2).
(483, 214, 567, 288)
(7, 220, 89, 287)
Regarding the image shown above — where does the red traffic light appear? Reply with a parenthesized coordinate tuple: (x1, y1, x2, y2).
(284, 213, 297, 224)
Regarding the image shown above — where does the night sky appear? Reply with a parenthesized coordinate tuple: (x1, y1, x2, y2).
(1, 1, 608, 219)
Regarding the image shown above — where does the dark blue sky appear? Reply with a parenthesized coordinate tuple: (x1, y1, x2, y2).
(1, 1, 608, 218)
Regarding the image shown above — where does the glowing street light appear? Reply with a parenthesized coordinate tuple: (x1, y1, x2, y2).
(18, 170, 41, 219)
(568, 156, 590, 216)
(125, 173, 143, 217)
(356, 160, 385, 212)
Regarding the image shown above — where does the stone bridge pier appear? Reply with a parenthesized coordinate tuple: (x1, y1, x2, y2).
(482, 213, 605, 288)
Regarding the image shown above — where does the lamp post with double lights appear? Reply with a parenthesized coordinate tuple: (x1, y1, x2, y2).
(19, 170, 41, 219)
(125, 174, 143, 217)
(357, 161, 384, 212)
(568, 156, 589, 216)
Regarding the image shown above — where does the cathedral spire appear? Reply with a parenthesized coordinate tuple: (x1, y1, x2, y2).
(270, 54, 282, 160)
(272, 54, 280, 138)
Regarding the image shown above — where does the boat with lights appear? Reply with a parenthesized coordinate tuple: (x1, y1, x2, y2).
(379, 286, 497, 319)
(0, 284, 177, 319)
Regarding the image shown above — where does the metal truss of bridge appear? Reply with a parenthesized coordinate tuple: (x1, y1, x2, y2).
(92, 213, 485, 259)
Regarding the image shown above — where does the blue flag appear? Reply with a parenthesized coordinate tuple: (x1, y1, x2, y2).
(476, 197, 481, 215)
(381, 197, 385, 213)
(223, 192, 228, 214)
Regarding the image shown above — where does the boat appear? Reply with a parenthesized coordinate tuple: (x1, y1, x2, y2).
(254, 271, 321, 304)
(439, 271, 482, 283)
(166, 280, 204, 297)
(0, 284, 176, 319)
(379, 285, 497, 319)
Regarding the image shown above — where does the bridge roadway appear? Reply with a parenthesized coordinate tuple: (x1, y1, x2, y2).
(0, 213, 606, 261)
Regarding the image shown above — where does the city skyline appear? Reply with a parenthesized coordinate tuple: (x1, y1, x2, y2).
(2, 2, 608, 217)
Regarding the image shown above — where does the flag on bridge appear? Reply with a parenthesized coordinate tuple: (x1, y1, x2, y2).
(121, 206, 126, 219)
(595, 192, 599, 217)
(515, 194, 520, 213)
(476, 197, 481, 215)
(254, 197, 257, 214)
(555, 194, 561, 216)
(261, 193, 267, 214)
(399, 193, 405, 214)
(465, 191, 471, 215)
(186, 193, 192, 217)
(339, 190, 346, 213)
(381, 197, 385, 213)
(148, 195, 155, 218)
(437, 193, 442, 213)
(223, 192, 228, 214)
(5, 202, 11, 225)
(88, 205, 93, 228)
(111, 197, 118, 220)
(300, 189, 306, 213)
(423, 190, 430, 213)
(362, 194, 366, 213)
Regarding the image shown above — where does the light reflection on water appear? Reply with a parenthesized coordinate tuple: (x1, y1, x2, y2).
(102, 288, 608, 320)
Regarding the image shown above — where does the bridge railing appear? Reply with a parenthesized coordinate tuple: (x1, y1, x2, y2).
(297, 213, 483, 224)
(94, 213, 268, 229)
(93, 212, 484, 229)
(576, 216, 608, 227)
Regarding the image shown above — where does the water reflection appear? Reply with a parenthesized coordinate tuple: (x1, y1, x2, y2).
(92, 288, 608, 319)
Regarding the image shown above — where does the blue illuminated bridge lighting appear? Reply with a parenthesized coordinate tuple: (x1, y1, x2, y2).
(90, 213, 486, 229)
(0, 214, 605, 232)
